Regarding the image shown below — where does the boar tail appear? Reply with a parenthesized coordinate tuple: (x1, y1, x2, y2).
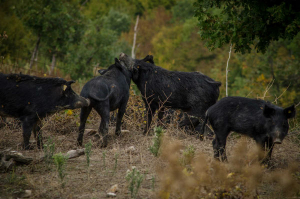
(89, 84, 116, 102)
(199, 111, 209, 141)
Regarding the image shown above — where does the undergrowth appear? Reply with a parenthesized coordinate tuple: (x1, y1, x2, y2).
(158, 138, 300, 199)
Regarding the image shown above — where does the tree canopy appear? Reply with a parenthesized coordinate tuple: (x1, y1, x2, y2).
(194, 0, 300, 53)
(1, 0, 300, 112)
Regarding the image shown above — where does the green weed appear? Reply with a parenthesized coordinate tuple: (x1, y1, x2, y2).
(43, 137, 55, 167)
(149, 126, 164, 157)
(53, 152, 68, 187)
(102, 150, 106, 169)
(151, 175, 156, 191)
(125, 167, 144, 199)
(113, 153, 119, 175)
(180, 145, 195, 167)
(85, 140, 92, 179)
(6, 168, 17, 184)
(85, 140, 92, 167)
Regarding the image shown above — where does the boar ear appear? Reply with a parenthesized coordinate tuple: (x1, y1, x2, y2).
(284, 105, 296, 119)
(114, 58, 120, 64)
(263, 104, 275, 118)
(66, 80, 75, 86)
(142, 55, 154, 64)
(148, 55, 154, 64)
(115, 58, 126, 72)
(115, 58, 123, 68)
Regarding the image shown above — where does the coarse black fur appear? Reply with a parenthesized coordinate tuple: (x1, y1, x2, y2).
(119, 53, 221, 134)
(77, 58, 132, 147)
(0, 73, 89, 149)
(201, 96, 295, 163)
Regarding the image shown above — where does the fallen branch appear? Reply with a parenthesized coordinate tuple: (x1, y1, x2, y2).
(65, 149, 85, 159)
(0, 148, 86, 171)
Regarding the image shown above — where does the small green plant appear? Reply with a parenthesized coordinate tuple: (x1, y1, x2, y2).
(6, 168, 17, 184)
(85, 140, 92, 179)
(125, 168, 144, 199)
(102, 150, 106, 169)
(149, 126, 164, 157)
(53, 152, 68, 186)
(151, 175, 156, 191)
(85, 140, 92, 167)
(180, 145, 196, 167)
(43, 137, 55, 167)
(113, 153, 119, 175)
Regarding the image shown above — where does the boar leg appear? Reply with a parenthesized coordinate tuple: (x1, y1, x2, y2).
(115, 102, 127, 136)
(77, 106, 92, 146)
(22, 119, 35, 150)
(94, 103, 110, 147)
(33, 120, 43, 149)
(144, 104, 157, 135)
(212, 129, 229, 162)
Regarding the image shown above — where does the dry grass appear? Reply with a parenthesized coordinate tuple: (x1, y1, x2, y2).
(0, 92, 300, 199)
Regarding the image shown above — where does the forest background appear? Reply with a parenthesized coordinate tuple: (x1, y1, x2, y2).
(1, 0, 299, 113)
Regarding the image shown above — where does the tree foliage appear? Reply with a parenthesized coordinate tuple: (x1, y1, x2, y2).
(0, 0, 32, 59)
(194, 0, 300, 53)
(1, 0, 299, 114)
(19, 0, 84, 55)
(63, 8, 131, 80)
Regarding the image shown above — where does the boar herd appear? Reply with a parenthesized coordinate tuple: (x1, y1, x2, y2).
(0, 53, 296, 163)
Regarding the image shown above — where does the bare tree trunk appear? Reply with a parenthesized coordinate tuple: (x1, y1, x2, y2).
(226, 43, 232, 97)
(269, 56, 279, 92)
(35, 49, 39, 71)
(50, 52, 56, 75)
(131, 15, 139, 59)
(30, 36, 41, 69)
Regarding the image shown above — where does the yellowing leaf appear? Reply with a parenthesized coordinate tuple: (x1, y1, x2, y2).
(227, 172, 234, 178)
(256, 74, 265, 82)
(66, 110, 73, 116)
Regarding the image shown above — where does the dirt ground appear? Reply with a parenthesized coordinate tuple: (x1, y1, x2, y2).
(0, 104, 300, 199)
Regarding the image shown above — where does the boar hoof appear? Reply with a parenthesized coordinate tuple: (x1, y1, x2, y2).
(115, 131, 121, 136)
(23, 144, 35, 150)
(199, 134, 204, 141)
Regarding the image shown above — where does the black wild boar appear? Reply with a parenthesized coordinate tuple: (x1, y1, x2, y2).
(0, 73, 90, 149)
(119, 53, 221, 134)
(77, 58, 132, 147)
(201, 96, 296, 162)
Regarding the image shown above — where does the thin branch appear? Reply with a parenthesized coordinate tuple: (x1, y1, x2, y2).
(132, 15, 139, 59)
(262, 79, 275, 100)
(273, 83, 290, 104)
(226, 43, 232, 97)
